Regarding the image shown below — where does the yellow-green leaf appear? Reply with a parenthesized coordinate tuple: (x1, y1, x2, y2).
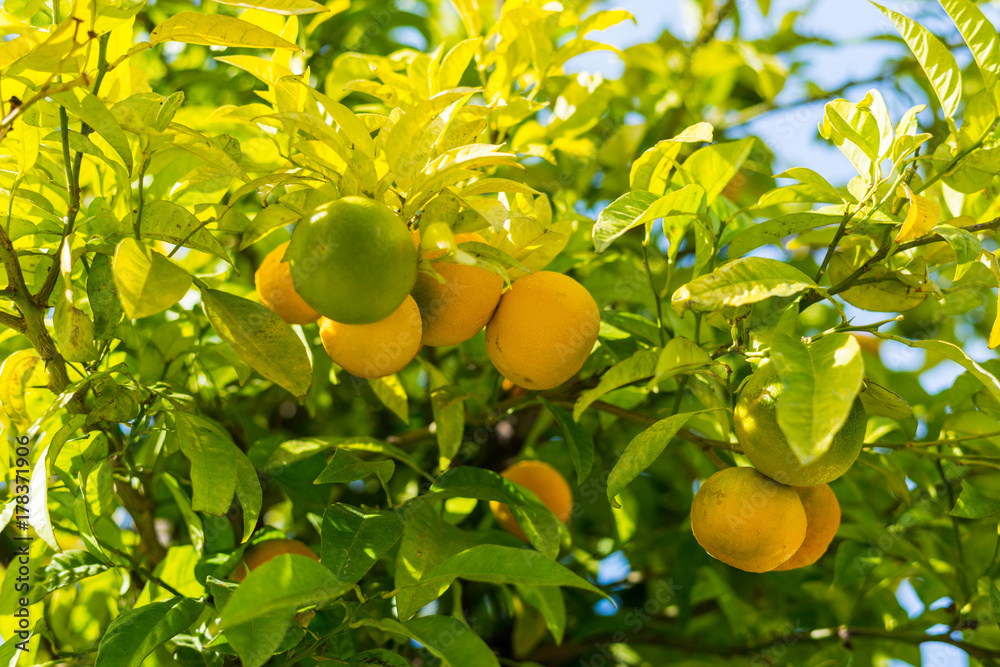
(872, 2, 962, 119)
(150, 13, 301, 50)
(200, 289, 312, 399)
(211, 0, 328, 15)
(0, 349, 43, 431)
(112, 238, 193, 319)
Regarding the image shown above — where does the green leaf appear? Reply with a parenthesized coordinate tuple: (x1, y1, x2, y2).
(239, 204, 299, 250)
(824, 99, 881, 166)
(87, 253, 124, 340)
(673, 137, 755, 204)
(314, 449, 395, 485)
(174, 413, 238, 515)
(233, 451, 262, 542)
(606, 411, 708, 506)
(28, 446, 57, 550)
(161, 473, 205, 552)
(951, 480, 1000, 518)
(872, 2, 962, 119)
(211, 0, 328, 15)
(319, 504, 403, 593)
(859, 379, 912, 420)
(394, 500, 478, 620)
(540, 398, 594, 483)
(648, 336, 715, 387)
(939, 0, 1000, 112)
(425, 467, 566, 559)
(52, 90, 133, 173)
(858, 89, 894, 159)
(630, 122, 713, 194)
(760, 168, 847, 206)
(252, 436, 424, 477)
(366, 616, 500, 667)
(592, 190, 659, 252)
(516, 583, 565, 644)
(29, 550, 110, 603)
(440, 38, 483, 90)
(139, 200, 230, 263)
(424, 364, 465, 469)
(574, 349, 659, 420)
(220, 554, 341, 628)
(934, 224, 982, 280)
(112, 238, 192, 319)
(671, 257, 818, 314)
(727, 211, 844, 258)
(884, 336, 1000, 404)
(593, 185, 706, 253)
(154, 91, 184, 132)
(150, 13, 301, 50)
(201, 288, 312, 399)
(225, 612, 293, 667)
(770, 333, 865, 464)
(600, 311, 661, 346)
(457, 240, 532, 273)
(95, 597, 204, 667)
(832, 540, 878, 592)
(421, 545, 605, 597)
(369, 375, 409, 424)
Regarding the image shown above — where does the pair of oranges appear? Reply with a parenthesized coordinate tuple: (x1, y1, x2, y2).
(690, 363, 867, 572)
(255, 197, 599, 390)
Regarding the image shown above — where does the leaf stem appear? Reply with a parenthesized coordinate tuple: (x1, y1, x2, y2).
(642, 241, 667, 346)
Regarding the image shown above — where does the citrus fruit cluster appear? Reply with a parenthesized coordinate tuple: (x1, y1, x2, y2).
(691, 362, 864, 572)
(254, 195, 600, 388)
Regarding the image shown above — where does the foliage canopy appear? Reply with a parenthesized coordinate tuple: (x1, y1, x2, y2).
(2, 0, 1000, 665)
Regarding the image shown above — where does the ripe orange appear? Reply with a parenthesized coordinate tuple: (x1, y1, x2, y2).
(690, 467, 807, 573)
(230, 538, 319, 582)
(485, 271, 600, 390)
(490, 460, 573, 541)
(411, 231, 504, 347)
(255, 242, 321, 324)
(773, 484, 841, 571)
(318, 295, 422, 378)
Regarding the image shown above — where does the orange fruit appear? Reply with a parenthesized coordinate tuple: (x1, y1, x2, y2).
(287, 196, 417, 324)
(411, 231, 504, 347)
(230, 538, 319, 582)
(690, 467, 807, 573)
(485, 271, 600, 390)
(772, 484, 841, 571)
(490, 460, 573, 541)
(255, 242, 321, 325)
(319, 295, 422, 378)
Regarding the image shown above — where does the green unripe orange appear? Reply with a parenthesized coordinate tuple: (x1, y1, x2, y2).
(287, 196, 416, 324)
(734, 363, 866, 487)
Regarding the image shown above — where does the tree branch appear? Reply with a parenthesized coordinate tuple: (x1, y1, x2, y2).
(0, 309, 25, 332)
(895, 216, 1000, 253)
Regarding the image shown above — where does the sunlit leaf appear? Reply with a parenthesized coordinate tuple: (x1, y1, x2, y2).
(201, 289, 312, 399)
(150, 13, 301, 50)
